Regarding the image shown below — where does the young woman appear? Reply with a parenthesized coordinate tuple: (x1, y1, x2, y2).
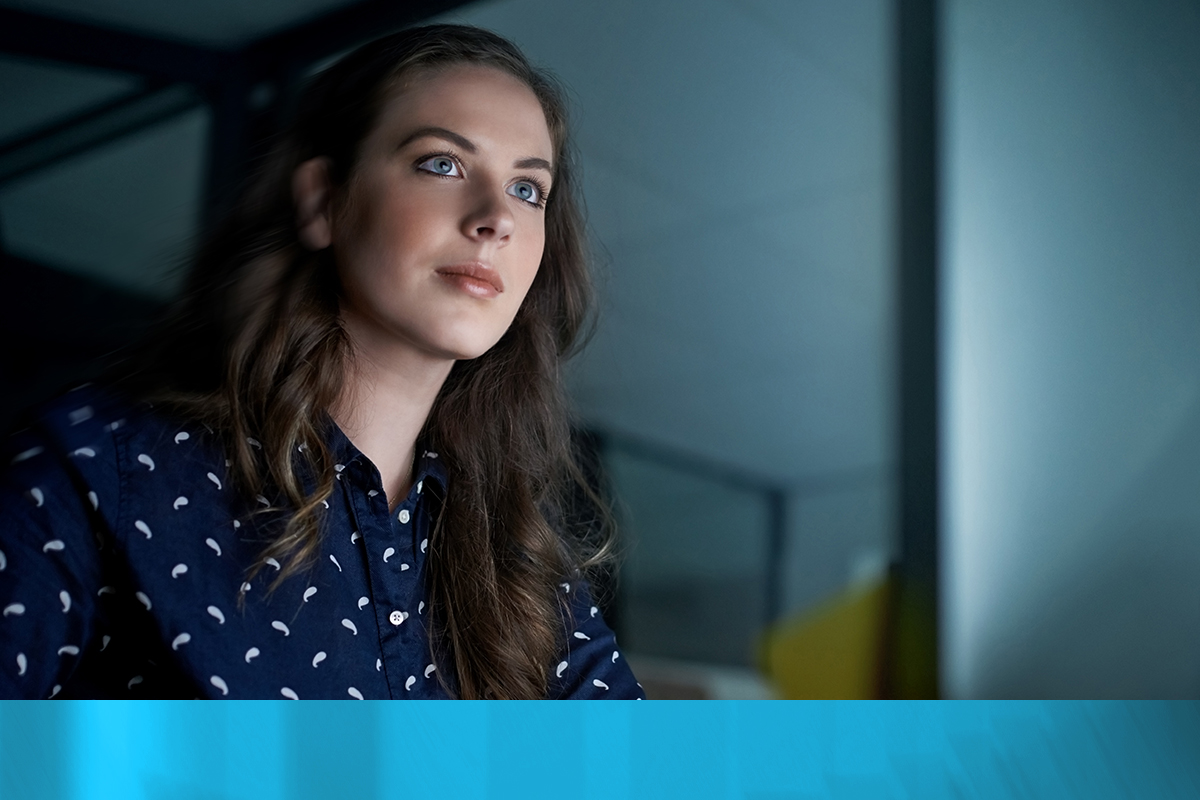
(0, 25, 643, 700)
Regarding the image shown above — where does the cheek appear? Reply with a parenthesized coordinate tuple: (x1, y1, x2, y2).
(338, 201, 427, 287)
(338, 175, 429, 251)
(515, 226, 547, 292)
(366, 196, 429, 257)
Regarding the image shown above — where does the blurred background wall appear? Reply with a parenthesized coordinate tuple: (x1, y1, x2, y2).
(943, 0, 1200, 698)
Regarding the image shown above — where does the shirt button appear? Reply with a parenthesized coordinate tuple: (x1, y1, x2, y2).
(389, 610, 405, 626)
(398, 509, 410, 524)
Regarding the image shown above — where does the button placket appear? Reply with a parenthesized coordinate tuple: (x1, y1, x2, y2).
(342, 464, 410, 697)
(395, 498, 420, 562)
(339, 451, 443, 698)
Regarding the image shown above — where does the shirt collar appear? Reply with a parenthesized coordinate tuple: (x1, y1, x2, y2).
(414, 447, 448, 493)
(323, 416, 448, 494)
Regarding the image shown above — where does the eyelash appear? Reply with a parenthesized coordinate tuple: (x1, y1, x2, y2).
(414, 150, 549, 209)
(518, 176, 551, 210)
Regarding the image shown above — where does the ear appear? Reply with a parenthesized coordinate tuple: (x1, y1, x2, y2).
(292, 157, 334, 251)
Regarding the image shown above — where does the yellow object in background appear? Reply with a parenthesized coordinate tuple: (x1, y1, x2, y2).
(759, 578, 891, 699)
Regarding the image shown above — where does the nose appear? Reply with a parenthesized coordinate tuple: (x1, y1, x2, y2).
(461, 183, 515, 243)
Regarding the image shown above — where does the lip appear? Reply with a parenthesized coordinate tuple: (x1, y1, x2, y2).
(435, 262, 504, 298)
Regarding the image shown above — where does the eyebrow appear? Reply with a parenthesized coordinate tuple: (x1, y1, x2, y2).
(514, 156, 553, 173)
(399, 126, 553, 173)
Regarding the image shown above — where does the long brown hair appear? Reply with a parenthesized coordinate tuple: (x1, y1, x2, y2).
(129, 25, 608, 699)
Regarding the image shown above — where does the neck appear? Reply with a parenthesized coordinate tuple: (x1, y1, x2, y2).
(332, 309, 454, 510)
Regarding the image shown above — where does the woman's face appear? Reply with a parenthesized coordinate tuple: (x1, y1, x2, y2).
(317, 65, 554, 363)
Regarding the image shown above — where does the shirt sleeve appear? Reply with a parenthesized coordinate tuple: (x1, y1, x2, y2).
(0, 424, 106, 699)
(548, 578, 644, 700)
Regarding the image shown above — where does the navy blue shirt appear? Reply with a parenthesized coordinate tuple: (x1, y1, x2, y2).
(0, 385, 642, 699)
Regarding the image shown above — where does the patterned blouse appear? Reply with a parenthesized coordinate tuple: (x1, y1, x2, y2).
(0, 385, 643, 699)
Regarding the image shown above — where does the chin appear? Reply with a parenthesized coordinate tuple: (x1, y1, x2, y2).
(427, 329, 510, 362)
(457, 337, 508, 361)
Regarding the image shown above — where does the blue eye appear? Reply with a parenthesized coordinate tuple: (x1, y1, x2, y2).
(507, 181, 541, 205)
(418, 156, 459, 176)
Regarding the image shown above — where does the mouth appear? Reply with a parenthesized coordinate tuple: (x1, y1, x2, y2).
(435, 262, 504, 298)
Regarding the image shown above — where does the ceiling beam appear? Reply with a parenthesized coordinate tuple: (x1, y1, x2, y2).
(245, 0, 478, 75)
(0, 7, 227, 85)
(0, 1, 480, 203)
(0, 85, 202, 187)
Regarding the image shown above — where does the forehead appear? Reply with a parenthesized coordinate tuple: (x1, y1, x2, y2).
(371, 65, 553, 160)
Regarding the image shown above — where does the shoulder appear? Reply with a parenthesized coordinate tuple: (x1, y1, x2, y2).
(6, 383, 219, 458)
(3, 385, 210, 528)
(6, 383, 151, 459)
(549, 577, 645, 699)
(4, 384, 132, 491)
(6, 384, 177, 476)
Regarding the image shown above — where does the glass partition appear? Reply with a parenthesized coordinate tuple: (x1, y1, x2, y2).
(606, 446, 771, 667)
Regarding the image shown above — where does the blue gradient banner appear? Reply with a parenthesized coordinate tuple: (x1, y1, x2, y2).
(1, 702, 1197, 798)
